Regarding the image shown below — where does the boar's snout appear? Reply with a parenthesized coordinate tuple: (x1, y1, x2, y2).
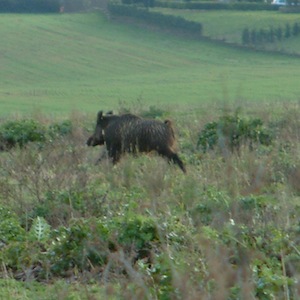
(86, 135, 105, 147)
(86, 136, 94, 146)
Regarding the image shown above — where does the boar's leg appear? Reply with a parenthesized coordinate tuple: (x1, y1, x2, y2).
(158, 148, 186, 173)
(107, 146, 122, 165)
(170, 153, 186, 173)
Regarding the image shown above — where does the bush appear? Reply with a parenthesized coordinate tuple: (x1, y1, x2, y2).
(0, 207, 25, 244)
(0, 119, 74, 150)
(0, 119, 46, 149)
(140, 105, 167, 118)
(197, 113, 272, 153)
(49, 218, 109, 276)
(111, 214, 159, 262)
(48, 120, 73, 140)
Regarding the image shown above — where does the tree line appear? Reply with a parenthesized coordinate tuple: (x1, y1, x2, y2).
(0, 0, 104, 13)
(108, 3, 203, 36)
(242, 22, 300, 46)
(0, 0, 60, 13)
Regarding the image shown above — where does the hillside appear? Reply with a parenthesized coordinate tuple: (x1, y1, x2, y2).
(1, 13, 300, 117)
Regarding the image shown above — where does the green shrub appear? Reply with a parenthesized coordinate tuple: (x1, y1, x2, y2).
(0, 119, 46, 149)
(48, 120, 72, 140)
(0, 119, 74, 150)
(252, 257, 294, 300)
(0, 207, 25, 244)
(189, 187, 230, 226)
(49, 218, 109, 276)
(112, 214, 159, 251)
(197, 113, 272, 153)
(0, 210, 42, 276)
(199, 193, 298, 299)
(140, 105, 167, 119)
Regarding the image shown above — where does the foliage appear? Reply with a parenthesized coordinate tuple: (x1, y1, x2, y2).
(49, 218, 109, 276)
(29, 217, 51, 242)
(48, 120, 73, 140)
(112, 214, 159, 251)
(155, 1, 278, 11)
(0, 214, 46, 275)
(108, 4, 202, 36)
(242, 21, 300, 46)
(0, 119, 46, 149)
(0, 119, 73, 150)
(197, 112, 272, 153)
(0, 0, 60, 13)
(0, 206, 25, 244)
(189, 187, 230, 226)
(140, 105, 167, 119)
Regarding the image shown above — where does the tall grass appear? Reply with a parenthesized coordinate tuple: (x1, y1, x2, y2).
(0, 101, 299, 299)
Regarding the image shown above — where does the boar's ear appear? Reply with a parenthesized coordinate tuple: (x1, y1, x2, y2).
(106, 111, 113, 115)
(97, 111, 103, 121)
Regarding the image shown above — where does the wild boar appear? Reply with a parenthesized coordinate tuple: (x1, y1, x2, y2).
(87, 111, 186, 173)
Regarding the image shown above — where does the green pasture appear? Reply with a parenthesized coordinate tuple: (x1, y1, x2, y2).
(0, 12, 300, 117)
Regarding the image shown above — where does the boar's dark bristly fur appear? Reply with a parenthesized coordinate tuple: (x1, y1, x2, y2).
(87, 110, 186, 173)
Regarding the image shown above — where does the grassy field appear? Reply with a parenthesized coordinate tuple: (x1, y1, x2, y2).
(1, 13, 300, 117)
(0, 10, 300, 300)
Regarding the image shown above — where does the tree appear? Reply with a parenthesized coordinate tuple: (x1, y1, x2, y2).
(275, 27, 283, 41)
(250, 29, 257, 46)
(285, 23, 291, 39)
(242, 28, 250, 45)
(269, 27, 275, 43)
(292, 22, 300, 36)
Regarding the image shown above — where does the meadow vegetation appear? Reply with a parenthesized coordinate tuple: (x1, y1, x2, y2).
(0, 101, 299, 299)
(0, 8, 300, 300)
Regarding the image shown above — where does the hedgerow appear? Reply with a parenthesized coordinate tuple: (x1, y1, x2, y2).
(108, 3, 203, 36)
(0, 0, 60, 13)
